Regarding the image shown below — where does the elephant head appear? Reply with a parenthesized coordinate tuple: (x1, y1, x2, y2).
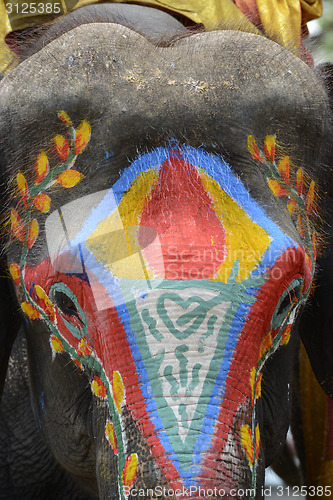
(1, 6, 332, 499)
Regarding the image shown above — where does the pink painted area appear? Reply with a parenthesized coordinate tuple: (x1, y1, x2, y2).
(139, 154, 226, 280)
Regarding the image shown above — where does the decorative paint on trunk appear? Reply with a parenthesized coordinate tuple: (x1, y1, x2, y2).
(7, 112, 317, 498)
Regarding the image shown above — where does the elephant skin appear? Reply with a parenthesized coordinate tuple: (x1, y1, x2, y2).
(1, 4, 333, 500)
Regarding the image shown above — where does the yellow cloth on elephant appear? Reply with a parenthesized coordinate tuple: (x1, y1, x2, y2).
(0, 0, 323, 74)
(299, 344, 333, 493)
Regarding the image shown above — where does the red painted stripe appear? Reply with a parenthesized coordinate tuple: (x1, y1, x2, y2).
(139, 154, 226, 280)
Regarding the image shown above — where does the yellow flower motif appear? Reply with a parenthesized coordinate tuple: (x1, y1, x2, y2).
(267, 179, 286, 198)
(58, 110, 73, 127)
(34, 193, 51, 213)
(35, 151, 49, 184)
(9, 262, 21, 285)
(10, 209, 25, 242)
(240, 424, 254, 466)
(278, 156, 290, 183)
(287, 198, 297, 216)
(50, 335, 65, 353)
(57, 170, 84, 188)
(259, 331, 273, 359)
(74, 120, 91, 155)
(91, 376, 107, 399)
(296, 168, 303, 196)
(264, 135, 275, 163)
(240, 424, 260, 466)
(113, 371, 125, 414)
(35, 285, 56, 322)
(105, 420, 118, 454)
(122, 453, 139, 488)
(249, 368, 262, 405)
(27, 219, 39, 249)
(305, 180, 315, 215)
(17, 172, 29, 206)
(21, 301, 40, 320)
(77, 338, 92, 357)
(54, 134, 70, 162)
(247, 135, 262, 161)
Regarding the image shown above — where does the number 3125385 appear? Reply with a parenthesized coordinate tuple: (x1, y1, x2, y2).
(6, 3, 61, 14)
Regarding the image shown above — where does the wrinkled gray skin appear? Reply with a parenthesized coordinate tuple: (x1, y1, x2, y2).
(1, 4, 333, 500)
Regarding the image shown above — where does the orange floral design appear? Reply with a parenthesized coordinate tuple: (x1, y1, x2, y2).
(58, 110, 72, 127)
(27, 219, 39, 249)
(9, 262, 21, 285)
(74, 120, 91, 155)
(281, 324, 292, 346)
(50, 335, 65, 353)
(17, 172, 29, 207)
(113, 371, 125, 414)
(35, 285, 56, 322)
(287, 198, 297, 216)
(247, 135, 262, 161)
(57, 170, 84, 188)
(54, 134, 70, 162)
(249, 368, 262, 405)
(105, 420, 119, 454)
(77, 338, 92, 357)
(34, 193, 51, 213)
(240, 424, 260, 466)
(296, 168, 303, 196)
(122, 453, 139, 489)
(35, 151, 49, 184)
(10, 209, 25, 242)
(278, 156, 290, 183)
(21, 301, 40, 320)
(72, 358, 83, 370)
(91, 376, 107, 399)
(267, 179, 286, 198)
(264, 135, 275, 163)
(258, 331, 273, 359)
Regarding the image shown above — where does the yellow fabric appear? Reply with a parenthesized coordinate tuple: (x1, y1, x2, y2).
(299, 343, 333, 491)
(0, 0, 323, 74)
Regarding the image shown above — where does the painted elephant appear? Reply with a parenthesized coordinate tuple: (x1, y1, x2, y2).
(1, 4, 333, 499)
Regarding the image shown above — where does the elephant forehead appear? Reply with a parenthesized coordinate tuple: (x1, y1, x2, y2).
(0, 23, 327, 141)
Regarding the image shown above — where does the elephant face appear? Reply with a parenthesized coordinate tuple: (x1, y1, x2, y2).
(0, 18, 331, 500)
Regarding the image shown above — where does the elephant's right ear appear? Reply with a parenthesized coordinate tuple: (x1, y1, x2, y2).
(297, 63, 333, 397)
(0, 95, 22, 399)
(0, 260, 22, 400)
(298, 225, 333, 398)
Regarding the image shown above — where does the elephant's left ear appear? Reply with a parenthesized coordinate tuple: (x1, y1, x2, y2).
(298, 63, 333, 398)
(298, 225, 333, 398)
(0, 117, 22, 400)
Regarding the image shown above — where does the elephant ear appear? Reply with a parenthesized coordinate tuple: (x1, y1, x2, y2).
(298, 62, 333, 397)
(298, 224, 333, 398)
(0, 75, 22, 400)
(0, 184, 22, 400)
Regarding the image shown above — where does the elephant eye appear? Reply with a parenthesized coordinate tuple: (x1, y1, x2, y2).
(54, 290, 81, 319)
(276, 283, 301, 317)
(49, 282, 88, 339)
(272, 278, 303, 330)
